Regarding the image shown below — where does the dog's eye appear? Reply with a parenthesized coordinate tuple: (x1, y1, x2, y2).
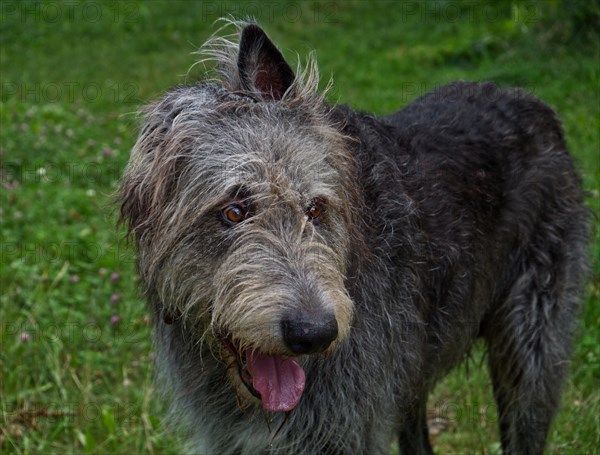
(222, 204, 246, 225)
(306, 199, 323, 222)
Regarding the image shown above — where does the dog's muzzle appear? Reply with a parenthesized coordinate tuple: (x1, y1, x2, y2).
(281, 314, 338, 355)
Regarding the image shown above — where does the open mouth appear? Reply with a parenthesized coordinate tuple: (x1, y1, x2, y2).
(221, 337, 261, 399)
(220, 336, 306, 413)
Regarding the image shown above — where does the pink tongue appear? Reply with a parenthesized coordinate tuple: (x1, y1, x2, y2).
(245, 349, 306, 412)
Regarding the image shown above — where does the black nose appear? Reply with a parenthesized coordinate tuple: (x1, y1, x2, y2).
(281, 314, 338, 355)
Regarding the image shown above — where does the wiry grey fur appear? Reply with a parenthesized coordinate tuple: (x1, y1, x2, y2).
(118, 21, 590, 454)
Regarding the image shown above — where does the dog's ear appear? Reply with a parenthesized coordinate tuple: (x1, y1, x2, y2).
(237, 24, 295, 100)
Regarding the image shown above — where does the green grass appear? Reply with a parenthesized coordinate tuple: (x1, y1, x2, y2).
(1, 1, 598, 453)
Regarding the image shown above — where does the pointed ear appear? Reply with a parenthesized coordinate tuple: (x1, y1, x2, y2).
(237, 24, 295, 100)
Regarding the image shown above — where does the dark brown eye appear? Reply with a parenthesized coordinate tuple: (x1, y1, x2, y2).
(222, 204, 246, 225)
(306, 199, 323, 222)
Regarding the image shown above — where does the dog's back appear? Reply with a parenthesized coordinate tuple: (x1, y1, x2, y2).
(360, 81, 590, 452)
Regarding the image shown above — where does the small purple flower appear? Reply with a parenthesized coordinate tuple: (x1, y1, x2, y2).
(20, 332, 30, 343)
(111, 315, 121, 326)
(110, 272, 120, 282)
(111, 294, 121, 304)
(102, 147, 113, 157)
(114, 137, 122, 145)
(69, 274, 80, 283)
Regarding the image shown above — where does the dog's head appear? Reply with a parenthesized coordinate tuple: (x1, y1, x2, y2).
(118, 23, 363, 412)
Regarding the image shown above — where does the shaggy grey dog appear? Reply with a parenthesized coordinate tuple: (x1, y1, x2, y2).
(118, 22, 590, 454)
